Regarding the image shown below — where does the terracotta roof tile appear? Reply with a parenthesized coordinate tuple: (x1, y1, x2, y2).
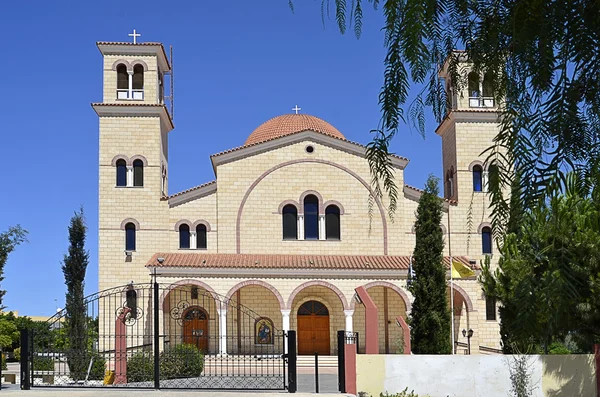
(404, 184, 458, 205)
(146, 253, 477, 271)
(166, 180, 216, 199)
(245, 114, 344, 145)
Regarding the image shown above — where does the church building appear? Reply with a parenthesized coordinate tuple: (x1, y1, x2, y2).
(94, 38, 501, 356)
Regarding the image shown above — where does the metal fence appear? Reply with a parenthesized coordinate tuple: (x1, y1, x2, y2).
(20, 282, 295, 391)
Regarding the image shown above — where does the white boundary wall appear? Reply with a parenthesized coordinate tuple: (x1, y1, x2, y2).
(356, 354, 597, 397)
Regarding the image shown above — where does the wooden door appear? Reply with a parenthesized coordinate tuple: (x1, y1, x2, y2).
(182, 307, 209, 352)
(297, 301, 330, 355)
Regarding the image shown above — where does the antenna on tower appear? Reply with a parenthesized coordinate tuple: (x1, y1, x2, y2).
(164, 45, 175, 119)
(170, 45, 174, 118)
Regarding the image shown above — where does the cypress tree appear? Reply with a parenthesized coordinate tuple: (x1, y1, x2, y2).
(408, 175, 452, 354)
(61, 208, 90, 380)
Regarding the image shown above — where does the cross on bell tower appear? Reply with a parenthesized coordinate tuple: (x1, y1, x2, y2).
(292, 105, 301, 115)
(128, 29, 141, 44)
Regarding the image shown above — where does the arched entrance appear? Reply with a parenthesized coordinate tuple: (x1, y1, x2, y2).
(182, 306, 209, 352)
(297, 300, 330, 355)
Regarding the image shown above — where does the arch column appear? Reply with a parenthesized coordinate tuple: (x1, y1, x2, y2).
(218, 307, 227, 355)
(344, 310, 354, 332)
(318, 215, 326, 240)
(298, 215, 304, 240)
(281, 309, 291, 353)
(190, 231, 197, 249)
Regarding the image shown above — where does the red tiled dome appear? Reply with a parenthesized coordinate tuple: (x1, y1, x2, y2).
(245, 114, 345, 146)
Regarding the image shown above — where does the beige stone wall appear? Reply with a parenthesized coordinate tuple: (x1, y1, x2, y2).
(168, 192, 218, 252)
(215, 140, 410, 255)
(98, 116, 170, 291)
(102, 54, 160, 104)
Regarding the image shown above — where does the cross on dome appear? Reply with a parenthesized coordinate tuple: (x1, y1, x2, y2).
(292, 105, 301, 115)
(128, 29, 141, 44)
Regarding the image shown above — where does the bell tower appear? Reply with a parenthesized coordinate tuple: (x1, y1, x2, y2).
(93, 34, 173, 291)
(436, 53, 502, 259)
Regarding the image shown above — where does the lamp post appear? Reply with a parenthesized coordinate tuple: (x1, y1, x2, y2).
(462, 328, 474, 355)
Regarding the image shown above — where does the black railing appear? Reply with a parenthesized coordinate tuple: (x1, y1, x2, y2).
(23, 282, 289, 390)
(337, 330, 359, 393)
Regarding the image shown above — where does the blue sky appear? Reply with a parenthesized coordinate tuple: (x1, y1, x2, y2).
(0, 1, 442, 316)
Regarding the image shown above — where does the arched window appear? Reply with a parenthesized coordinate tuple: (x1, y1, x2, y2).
(482, 226, 492, 254)
(116, 159, 127, 187)
(117, 64, 128, 90)
(126, 286, 137, 318)
(133, 159, 144, 187)
(473, 165, 483, 192)
(196, 224, 207, 249)
(282, 205, 298, 240)
(132, 64, 144, 90)
(468, 72, 480, 97)
(446, 169, 454, 199)
(325, 205, 340, 240)
(125, 222, 136, 251)
(482, 72, 495, 106)
(179, 224, 190, 249)
(304, 195, 319, 240)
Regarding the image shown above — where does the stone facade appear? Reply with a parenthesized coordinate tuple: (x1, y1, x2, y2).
(95, 41, 503, 354)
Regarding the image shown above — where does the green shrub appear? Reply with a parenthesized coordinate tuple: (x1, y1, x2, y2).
(14, 347, 20, 362)
(160, 343, 204, 380)
(1, 354, 6, 370)
(127, 351, 154, 383)
(126, 344, 204, 383)
(33, 356, 54, 371)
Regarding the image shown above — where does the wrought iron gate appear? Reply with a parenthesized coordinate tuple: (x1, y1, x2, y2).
(21, 282, 296, 390)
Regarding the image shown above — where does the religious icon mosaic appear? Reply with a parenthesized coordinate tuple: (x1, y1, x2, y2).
(255, 317, 274, 345)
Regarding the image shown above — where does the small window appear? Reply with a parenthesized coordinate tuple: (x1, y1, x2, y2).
(473, 165, 483, 192)
(191, 286, 199, 300)
(116, 159, 127, 187)
(117, 64, 128, 90)
(282, 205, 298, 240)
(482, 226, 493, 254)
(126, 287, 137, 318)
(325, 205, 340, 240)
(485, 295, 496, 320)
(468, 72, 480, 97)
(304, 195, 319, 240)
(179, 224, 190, 249)
(196, 224, 207, 249)
(446, 170, 454, 199)
(132, 64, 144, 90)
(125, 223, 136, 251)
(482, 72, 494, 97)
(133, 159, 144, 187)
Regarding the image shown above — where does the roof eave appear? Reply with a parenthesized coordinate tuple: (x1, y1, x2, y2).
(210, 130, 409, 170)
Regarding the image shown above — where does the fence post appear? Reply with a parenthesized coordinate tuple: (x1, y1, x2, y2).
(287, 330, 297, 393)
(337, 330, 346, 393)
(153, 281, 160, 389)
(20, 329, 30, 390)
(315, 351, 319, 393)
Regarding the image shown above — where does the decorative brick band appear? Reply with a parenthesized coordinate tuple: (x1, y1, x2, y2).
(350, 281, 412, 313)
(225, 280, 285, 310)
(298, 190, 325, 214)
(174, 219, 192, 231)
(277, 200, 300, 214)
(477, 222, 492, 234)
(468, 160, 484, 172)
(323, 200, 345, 215)
(159, 279, 223, 314)
(192, 220, 212, 232)
(130, 155, 148, 167)
(449, 283, 474, 312)
(111, 59, 149, 72)
(236, 159, 388, 254)
(111, 155, 130, 166)
(286, 280, 349, 310)
(120, 218, 140, 231)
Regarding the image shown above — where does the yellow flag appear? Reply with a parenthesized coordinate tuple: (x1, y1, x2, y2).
(451, 260, 475, 278)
